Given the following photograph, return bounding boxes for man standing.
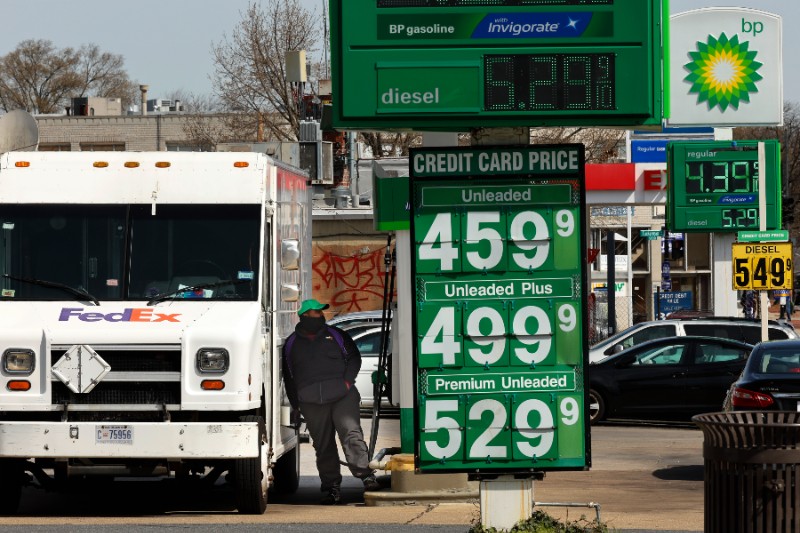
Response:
[281,298,381,504]
[740,290,756,319]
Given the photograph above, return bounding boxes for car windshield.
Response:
[0,204,261,301]
[355,329,391,357]
[591,326,641,351]
[756,347,800,374]
[592,323,678,352]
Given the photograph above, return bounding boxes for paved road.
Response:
[3,418,705,532]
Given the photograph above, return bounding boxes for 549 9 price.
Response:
[734,255,792,290]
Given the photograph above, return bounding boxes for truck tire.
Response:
[271,436,300,494]
[0,459,24,515]
[233,415,269,514]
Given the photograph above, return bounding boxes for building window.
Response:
[38,143,71,152]
[166,142,207,152]
[662,233,685,269]
[80,143,125,151]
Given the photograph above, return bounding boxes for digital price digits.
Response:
[685,161,758,195]
[485,54,615,112]
[721,208,758,229]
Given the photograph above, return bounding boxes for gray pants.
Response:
[299,386,372,490]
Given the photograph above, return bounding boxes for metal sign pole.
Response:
[759,141,768,341]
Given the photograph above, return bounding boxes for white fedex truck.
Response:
[0,151,311,514]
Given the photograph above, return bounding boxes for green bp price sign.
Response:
[410,145,589,474]
[666,140,782,233]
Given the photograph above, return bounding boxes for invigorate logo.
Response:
[472,13,593,38]
[59,308,181,323]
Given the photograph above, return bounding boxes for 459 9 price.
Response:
[416,208,576,273]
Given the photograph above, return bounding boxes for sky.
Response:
[1,0,798,106]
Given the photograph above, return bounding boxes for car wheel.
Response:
[233,415,269,514]
[588,389,606,425]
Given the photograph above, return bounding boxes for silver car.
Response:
[590,317,797,363]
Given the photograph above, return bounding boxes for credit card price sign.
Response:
[410,145,589,474]
[330,0,663,130]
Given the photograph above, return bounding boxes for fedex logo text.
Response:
[59,308,181,323]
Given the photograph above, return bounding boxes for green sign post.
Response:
[330,0,664,130]
[410,145,589,473]
[666,140,782,233]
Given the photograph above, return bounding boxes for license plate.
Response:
[96,425,133,444]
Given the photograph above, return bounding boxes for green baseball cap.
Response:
[297,298,330,316]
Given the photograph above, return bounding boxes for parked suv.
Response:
[589,317,797,363]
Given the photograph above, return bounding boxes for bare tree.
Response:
[164,90,220,113]
[358,132,422,158]
[74,44,138,109]
[734,101,800,229]
[0,39,136,114]
[530,127,626,163]
[211,1,319,142]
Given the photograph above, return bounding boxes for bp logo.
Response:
[684,33,763,112]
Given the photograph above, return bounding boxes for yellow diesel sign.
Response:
[732,242,794,291]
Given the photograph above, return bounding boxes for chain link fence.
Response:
[588,292,634,346]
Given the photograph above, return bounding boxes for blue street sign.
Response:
[657,291,692,314]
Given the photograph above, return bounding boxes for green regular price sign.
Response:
[411,145,589,473]
[666,140,782,233]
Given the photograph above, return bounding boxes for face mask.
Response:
[299,315,326,333]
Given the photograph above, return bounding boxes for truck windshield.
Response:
[0,204,261,301]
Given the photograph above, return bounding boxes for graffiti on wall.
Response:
[312,239,396,316]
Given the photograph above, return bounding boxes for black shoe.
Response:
[362,474,381,492]
[320,486,342,505]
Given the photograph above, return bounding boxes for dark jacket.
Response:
[281,324,361,408]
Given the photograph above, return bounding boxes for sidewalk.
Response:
[765,302,800,330]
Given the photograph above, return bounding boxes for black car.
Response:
[726,339,800,411]
[589,336,753,424]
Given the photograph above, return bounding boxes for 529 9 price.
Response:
[420,394,582,465]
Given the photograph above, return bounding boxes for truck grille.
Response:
[50,345,182,407]
[52,381,180,405]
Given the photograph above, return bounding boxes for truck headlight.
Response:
[196,348,229,374]
[3,349,35,375]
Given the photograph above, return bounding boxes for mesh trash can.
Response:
[693,412,800,533]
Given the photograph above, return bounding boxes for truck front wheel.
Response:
[233,415,269,514]
[0,459,24,515]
